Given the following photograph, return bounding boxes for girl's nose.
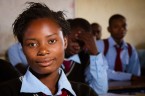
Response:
[37,45,49,56]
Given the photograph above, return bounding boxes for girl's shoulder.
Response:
[0,77,21,96]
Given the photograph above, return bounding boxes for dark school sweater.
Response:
[0,77,97,96]
[65,51,90,84]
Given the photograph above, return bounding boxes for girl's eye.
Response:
[48,39,56,44]
[28,43,38,47]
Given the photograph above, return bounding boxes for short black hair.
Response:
[91,23,100,27]
[109,14,126,26]
[67,18,91,32]
[13,2,70,45]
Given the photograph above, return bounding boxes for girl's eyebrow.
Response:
[46,33,57,38]
[24,33,57,41]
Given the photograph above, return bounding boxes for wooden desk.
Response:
[109,80,145,93]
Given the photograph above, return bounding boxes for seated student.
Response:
[0,59,20,83]
[63,18,108,94]
[0,2,97,96]
[7,42,28,74]
[91,23,102,40]
[96,14,141,81]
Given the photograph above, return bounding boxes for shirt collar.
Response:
[58,68,76,96]
[20,68,76,96]
[67,54,81,64]
[108,36,128,48]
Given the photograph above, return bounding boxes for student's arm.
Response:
[107,69,132,80]
[107,69,142,81]
[85,53,108,94]
[126,46,141,76]
[78,31,108,94]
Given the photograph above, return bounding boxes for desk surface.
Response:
[108,80,145,95]
[108,77,145,95]
[109,80,145,90]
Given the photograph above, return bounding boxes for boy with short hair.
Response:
[96,14,141,81]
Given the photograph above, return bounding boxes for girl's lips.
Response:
[36,59,54,67]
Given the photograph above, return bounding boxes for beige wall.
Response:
[75,0,145,49]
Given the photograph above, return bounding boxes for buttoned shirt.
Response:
[20,68,76,96]
[96,37,141,80]
[65,53,108,94]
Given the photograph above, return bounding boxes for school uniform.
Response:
[0,68,97,96]
[63,51,108,94]
[96,36,141,80]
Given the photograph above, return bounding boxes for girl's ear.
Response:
[64,37,68,49]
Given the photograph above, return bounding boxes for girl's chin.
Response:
[33,68,55,76]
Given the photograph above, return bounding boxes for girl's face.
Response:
[22,18,67,75]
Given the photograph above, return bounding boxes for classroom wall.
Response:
[75,0,145,49]
[0,0,74,59]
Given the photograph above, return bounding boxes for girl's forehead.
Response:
[23,19,62,37]
[28,18,59,28]
[28,18,60,30]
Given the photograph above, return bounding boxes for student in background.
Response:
[96,14,141,81]
[0,2,97,96]
[7,42,28,74]
[64,18,108,94]
[91,23,102,40]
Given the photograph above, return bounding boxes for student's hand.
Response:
[76,31,99,55]
[65,33,82,56]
